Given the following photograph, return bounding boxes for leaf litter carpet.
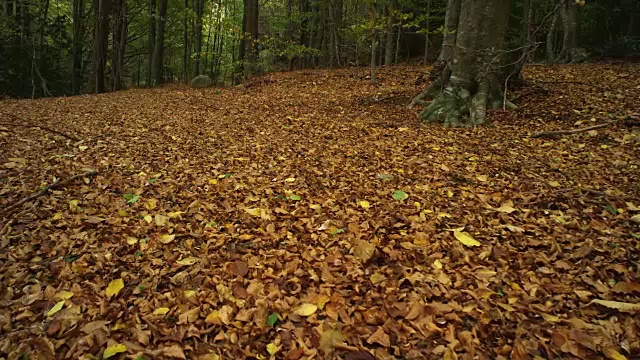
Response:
[1,64,640,360]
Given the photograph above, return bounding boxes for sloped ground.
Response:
[0,64,639,360]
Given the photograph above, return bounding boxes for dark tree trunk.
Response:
[558,0,577,62]
[71,0,84,94]
[423,0,431,65]
[546,0,558,63]
[94,0,111,93]
[299,0,309,67]
[241,0,258,76]
[151,0,166,85]
[414,0,514,126]
[112,0,127,91]
[147,0,155,86]
[370,6,377,84]
[438,0,461,63]
[182,0,188,82]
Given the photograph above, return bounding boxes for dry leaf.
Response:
[354,240,375,263]
[453,230,481,247]
[589,299,640,312]
[103,343,127,359]
[293,303,317,316]
[106,279,124,298]
[366,327,390,347]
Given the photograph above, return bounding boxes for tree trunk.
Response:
[546,0,558,63]
[71,0,84,94]
[558,0,577,63]
[151,0,166,85]
[370,6,377,84]
[94,0,111,93]
[193,0,203,75]
[112,0,127,91]
[182,0,188,82]
[416,0,513,126]
[299,0,309,67]
[384,0,396,66]
[147,0,155,86]
[422,0,431,65]
[242,0,258,76]
[438,0,461,63]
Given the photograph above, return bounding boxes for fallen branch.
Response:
[2,170,98,214]
[532,123,612,138]
[0,122,80,141]
[0,111,80,141]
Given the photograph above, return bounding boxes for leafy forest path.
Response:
[1,64,640,359]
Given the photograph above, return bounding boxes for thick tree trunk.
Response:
[438,0,461,63]
[384,0,396,66]
[416,0,513,126]
[147,0,155,86]
[151,0,166,85]
[94,0,111,93]
[71,0,84,94]
[558,0,577,63]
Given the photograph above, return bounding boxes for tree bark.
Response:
[151,0,167,85]
[384,0,396,66]
[182,0,188,82]
[112,0,127,91]
[558,0,577,63]
[438,0,461,63]
[422,0,431,65]
[193,0,203,75]
[416,0,513,126]
[94,0,111,93]
[147,0,155,86]
[71,0,84,94]
[370,6,377,84]
[546,0,558,63]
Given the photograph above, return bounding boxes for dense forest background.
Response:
[0,0,638,98]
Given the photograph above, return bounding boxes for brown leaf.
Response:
[354,240,376,263]
[366,327,390,347]
[227,260,249,277]
[345,350,376,360]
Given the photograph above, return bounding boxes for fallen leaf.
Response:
[293,303,317,316]
[153,307,170,315]
[103,343,127,359]
[46,301,65,317]
[453,230,481,247]
[357,200,370,209]
[176,257,198,266]
[227,260,249,277]
[159,234,175,244]
[354,240,376,263]
[267,343,278,355]
[366,327,390,347]
[319,329,344,354]
[392,190,408,200]
[106,279,124,298]
[589,299,640,312]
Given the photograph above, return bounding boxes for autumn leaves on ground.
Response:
[1,63,640,360]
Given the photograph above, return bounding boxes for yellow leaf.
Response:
[266,343,278,355]
[293,303,318,316]
[476,175,488,182]
[244,207,270,220]
[176,257,198,266]
[106,279,124,298]
[433,259,443,269]
[183,290,197,298]
[453,230,481,247]
[319,329,344,354]
[145,199,157,210]
[209,179,218,185]
[548,181,561,187]
[52,212,63,220]
[126,237,138,245]
[370,272,386,284]
[143,215,153,223]
[153,307,170,316]
[495,201,516,213]
[103,343,127,359]
[118,209,129,217]
[168,211,185,219]
[155,214,169,226]
[284,177,296,182]
[603,347,628,360]
[205,311,221,325]
[475,269,497,279]
[47,300,65,317]
[159,234,175,244]
[541,313,560,322]
[589,299,640,312]
[313,295,331,310]
[357,200,370,209]
[54,291,74,300]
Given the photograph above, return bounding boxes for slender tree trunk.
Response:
[299,0,309,67]
[194,0,203,75]
[112,0,127,91]
[370,7,377,84]
[546,0,558,63]
[423,0,431,65]
[147,0,155,86]
[203,5,212,76]
[71,0,84,94]
[415,0,513,126]
[395,18,401,64]
[183,0,188,82]
[151,0,167,85]
[384,0,396,66]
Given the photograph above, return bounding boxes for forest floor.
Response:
[1,64,640,360]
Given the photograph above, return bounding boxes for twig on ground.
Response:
[2,170,98,214]
[0,111,81,141]
[532,123,612,138]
